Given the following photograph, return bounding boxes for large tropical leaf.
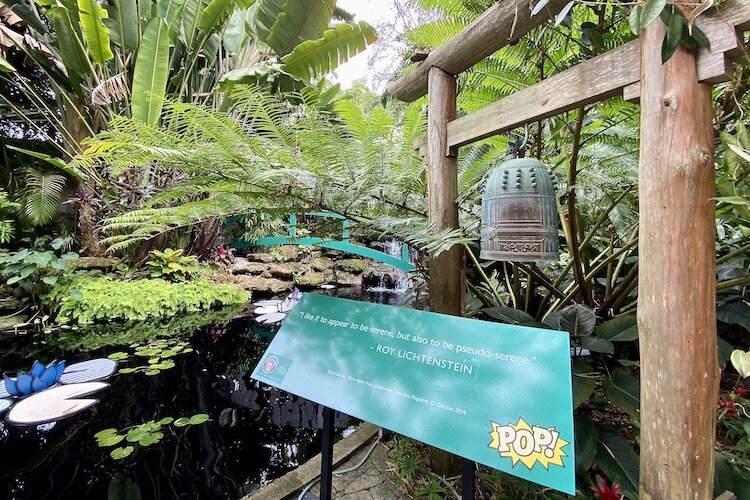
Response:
[281,21,377,82]
[105,0,139,52]
[602,368,640,418]
[223,5,254,55]
[157,0,183,39]
[198,0,232,33]
[558,303,597,336]
[180,0,207,48]
[45,5,91,81]
[0,53,14,72]
[131,18,170,125]
[0,0,48,34]
[8,146,89,182]
[596,428,640,492]
[253,0,281,45]
[77,0,114,64]
[22,169,66,226]
[258,0,334,57]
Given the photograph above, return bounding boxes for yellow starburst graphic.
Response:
[488,417,569,470]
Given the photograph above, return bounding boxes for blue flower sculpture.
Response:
[4,360,66,397]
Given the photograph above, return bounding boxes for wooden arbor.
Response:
[386,1,750,497]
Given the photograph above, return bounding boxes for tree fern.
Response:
[21,169,66,226]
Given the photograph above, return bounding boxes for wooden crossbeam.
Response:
[412,0,749,153]
[448,40,641,148]
[386,0,571,102]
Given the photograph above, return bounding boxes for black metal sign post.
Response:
[319,406,335,500]
[462,459,476,499]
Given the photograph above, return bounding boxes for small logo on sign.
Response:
[262,356,278,374]
[257,353,292,383]
[488,418,568,470]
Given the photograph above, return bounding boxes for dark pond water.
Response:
[0,287,410,500]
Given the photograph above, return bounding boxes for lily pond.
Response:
[0,287,408,500]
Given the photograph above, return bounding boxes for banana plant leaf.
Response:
[131,18,170,125]
[77,0,114,63]
[281,21,377,82]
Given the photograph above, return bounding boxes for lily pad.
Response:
[110,446,134,460]
[189,413,209,425]
[60,359,117,384]
[138,432,164,446]
[6,382,109,425]
[98,434,125,447]
[173,417,190,427]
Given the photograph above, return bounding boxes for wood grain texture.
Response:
[409,0,747,149]
[637,17,718,500]
[386,0,570,102]
[447,40,641,149]
[427,68,463,316]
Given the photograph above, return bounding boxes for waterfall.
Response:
[365,239,412,293]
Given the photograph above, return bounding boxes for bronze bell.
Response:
[480,158,559,262]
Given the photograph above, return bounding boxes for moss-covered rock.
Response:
[334,272,361,286]
[335,258,368,273]
[245,252,275,263]
[67,257,120,270]
[310,257,334,271]
[294,270,335,287]
[231,275,292,293]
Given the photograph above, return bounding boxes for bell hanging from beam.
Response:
[480,157,559,262]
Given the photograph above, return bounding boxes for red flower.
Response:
[591,476,622,500]
[734,387,750,399]
[718,399,739,416]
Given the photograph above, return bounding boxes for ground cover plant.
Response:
[50,276,248,324]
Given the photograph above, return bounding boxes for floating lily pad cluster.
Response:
[95,413,210,459]
[3,360,66,396]
[108,339,193,376]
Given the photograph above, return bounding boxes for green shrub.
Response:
[51,276,249,324]
[146,248,199,281]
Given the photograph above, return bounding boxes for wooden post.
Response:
[427,67,464,316]
[638,13,718,499]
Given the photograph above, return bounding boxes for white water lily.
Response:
[253,289,302,325]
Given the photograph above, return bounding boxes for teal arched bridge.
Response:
[225,212,415,272]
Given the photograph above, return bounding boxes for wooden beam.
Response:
[447,40,641,149]
[427,67,463,316]
[637,16,718,500]
[410,0,748,150]
[386,0,570,102]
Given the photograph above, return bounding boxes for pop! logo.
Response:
[488,418,568,470]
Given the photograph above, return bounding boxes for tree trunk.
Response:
[427,67,464,316]
[66,102,105,257]
[638,14,718,499]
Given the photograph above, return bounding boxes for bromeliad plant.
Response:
[146,248,199,281]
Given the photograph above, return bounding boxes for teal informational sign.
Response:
[251,294,575,495]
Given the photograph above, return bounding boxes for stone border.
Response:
[242,422,380,500]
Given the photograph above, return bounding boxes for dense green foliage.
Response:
[0,241,78,305]
[146,247,200,281]
[51,276,248,324]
